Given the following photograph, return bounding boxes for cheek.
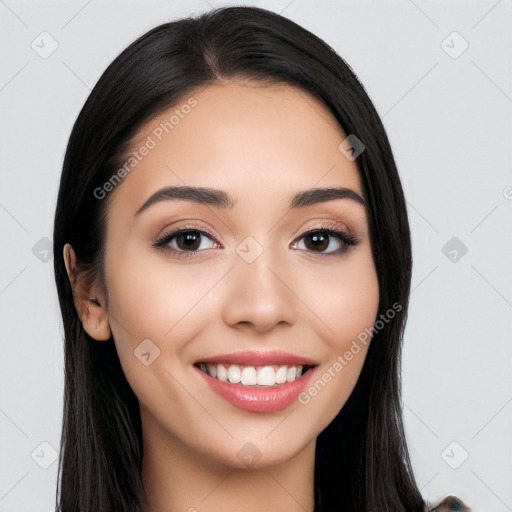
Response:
[296,250,380,347]
[104,246,222,360]
[103,250,220,419]
[293,251,379,425]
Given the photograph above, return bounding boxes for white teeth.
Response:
[286,366,297,382]
[207,364,216,378]
[227,365,241,383]
[200,363,308,386]
[241,367,257,385]
[216,364,227,381]
[257,366,275,386]
[275,366,287,384]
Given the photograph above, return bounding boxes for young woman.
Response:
[53,6,469,512]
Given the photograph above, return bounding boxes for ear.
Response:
[63,243,112,341]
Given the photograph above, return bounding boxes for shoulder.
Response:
[429,495,470,511]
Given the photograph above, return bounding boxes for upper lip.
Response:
[196,350,318,367]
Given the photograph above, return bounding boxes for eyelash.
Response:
[152,221,359,259]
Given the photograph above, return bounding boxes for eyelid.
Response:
[154,218,222,240]
[291,218,354,241]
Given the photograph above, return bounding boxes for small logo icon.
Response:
[442,237,468,263]
[31,31,59,59]
[32,236,53,263]
[338,134,365,161]
[31,441,58,469]
[503,186,512,200]
[236,236,264,264]
[441,441,469,469]
[237,442,262,467]
[441,31,469,59]
[134,339,161,366]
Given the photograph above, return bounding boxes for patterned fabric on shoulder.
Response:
[430,495,470,511]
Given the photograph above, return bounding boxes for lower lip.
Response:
[195,366,315,413]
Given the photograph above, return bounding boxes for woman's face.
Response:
[100,80,379,469]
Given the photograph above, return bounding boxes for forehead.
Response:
[109,80,363,215]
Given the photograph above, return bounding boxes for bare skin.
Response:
[64,80,380,512]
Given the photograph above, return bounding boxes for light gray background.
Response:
[1,1,511,511]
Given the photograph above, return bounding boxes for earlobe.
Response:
[63,243,112,341]
[82,306,112,340]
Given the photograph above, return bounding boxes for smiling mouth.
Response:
[195,363,314,387]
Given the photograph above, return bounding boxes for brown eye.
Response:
[153,228,218,256]
[304,231,330,252]
[175,231,202,251]
[293,228,357,255]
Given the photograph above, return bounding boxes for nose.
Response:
[221,247,297,334]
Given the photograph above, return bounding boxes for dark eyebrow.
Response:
[134,185,366,216]
[289,187,366,209]
[135,186,235,215]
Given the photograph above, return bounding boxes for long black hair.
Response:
[53,6,429,511]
